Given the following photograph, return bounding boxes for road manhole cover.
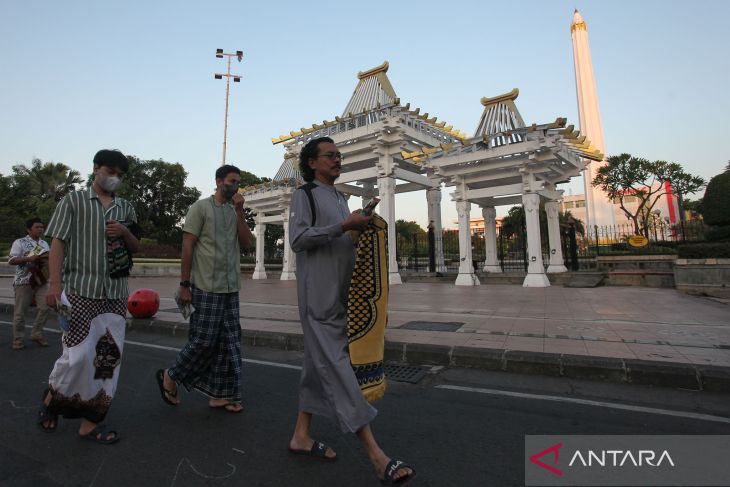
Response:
[384,364,428,384]
[399,321,463,332]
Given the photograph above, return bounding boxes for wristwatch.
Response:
[180,280,191,288]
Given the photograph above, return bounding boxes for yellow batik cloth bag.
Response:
[347,213,389,403]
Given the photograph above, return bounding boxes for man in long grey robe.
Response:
[287,137,415,485]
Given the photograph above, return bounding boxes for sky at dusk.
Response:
[2,0,728,228]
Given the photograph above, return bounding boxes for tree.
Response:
[395,220,424,239]
[6,159,82,232]
[11,158,82,203]
[499,206,528,238]
[500,205,585,238]
[701,166,730,227]
[592,153,705,235]
[116,157,201,245]
[395,220,426,260]
[238,170,271,229]
[0,173,26,240]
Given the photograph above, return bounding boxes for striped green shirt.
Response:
[45,188,138,299]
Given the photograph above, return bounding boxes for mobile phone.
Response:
[361,197,380,216]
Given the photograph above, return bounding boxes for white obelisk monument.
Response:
[571,9,616,230]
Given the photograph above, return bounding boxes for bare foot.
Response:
[162,369,180,405]
[208,399,243,412]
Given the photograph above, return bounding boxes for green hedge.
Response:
[705,225,730,242]
[677,242,730,259]
[135,240,181,259]
[702,171,730,226]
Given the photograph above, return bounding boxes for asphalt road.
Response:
[2,314,730,487]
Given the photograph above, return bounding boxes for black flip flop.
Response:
[380,459,416,486]
[155,369,178,406]
[288,440,337,462]
[36,388,57,433]
[79,424,120,445]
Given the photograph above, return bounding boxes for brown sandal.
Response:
[31,336,49,347]
[12,338,25,350]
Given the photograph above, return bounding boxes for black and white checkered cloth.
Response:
[168,287,242,402]
[65,295,127,347]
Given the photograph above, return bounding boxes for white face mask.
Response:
[99,174,123,192]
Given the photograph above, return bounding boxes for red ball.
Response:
[127,288,160,318]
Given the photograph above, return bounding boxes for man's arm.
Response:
[46,238,66,309]
[121,225,141,253]
[105,221,141,253]
[8,240,40,266]
[233,193,253,250]
[178,232,198,305]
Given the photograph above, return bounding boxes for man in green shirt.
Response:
[157,164,253,413]
[38,149,140,445]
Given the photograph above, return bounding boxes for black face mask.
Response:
[222,183,238,200]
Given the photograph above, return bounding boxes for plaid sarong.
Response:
[168,287,242,402]
[347,214,389,403]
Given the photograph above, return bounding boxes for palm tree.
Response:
[12,159,82,202]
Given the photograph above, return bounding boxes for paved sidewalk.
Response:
[2,276,730,391]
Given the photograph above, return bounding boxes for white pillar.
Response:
[280,209,296,280]
[377,176,401,285]
[361,182,376,208]
[545,200,568,273]
[426,187,446,273]
[252,217,267,280]
[455,200,480,286]
[482,206,501,273]
[521,193,550,287]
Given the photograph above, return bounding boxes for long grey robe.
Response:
[289,179,378,433]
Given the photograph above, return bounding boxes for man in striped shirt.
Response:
[38,149,140,445]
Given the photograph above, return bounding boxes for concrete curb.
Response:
[4,296,728,393]
[124,317,730,393]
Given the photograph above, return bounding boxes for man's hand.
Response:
[178,286,192,306]
[26,254,42,264]
[232,192,245,211]
[342,210,371,232]
[46,283,62,310]
[105,220,129,239]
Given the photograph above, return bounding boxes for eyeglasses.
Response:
[318,152,344,161]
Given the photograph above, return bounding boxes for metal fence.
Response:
[396,220,708,273]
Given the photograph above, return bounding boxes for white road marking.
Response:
[435,384,730,424]
[0,320,302,371]
[5,319,728,423]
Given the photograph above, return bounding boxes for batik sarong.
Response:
[168,287,242,402]
[347,214,389,403]
[47,295,127,423]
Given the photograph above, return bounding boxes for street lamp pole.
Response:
[214,49,243,166]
